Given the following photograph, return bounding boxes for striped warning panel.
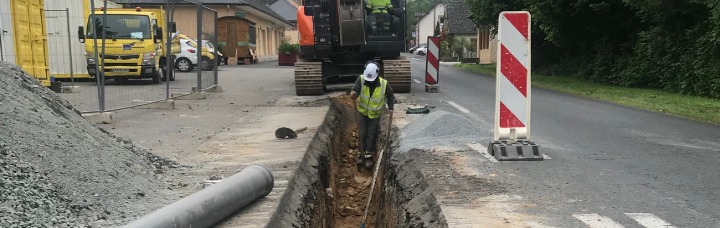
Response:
[494,11,532,141]
[425,36,441,84]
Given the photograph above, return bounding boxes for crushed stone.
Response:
[398,110,491,152]
[0,62,177,227]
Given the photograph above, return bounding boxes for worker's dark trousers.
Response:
[358,113,380,155]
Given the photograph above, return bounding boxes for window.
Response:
[87,15,151,39]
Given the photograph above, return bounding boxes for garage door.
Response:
[11,0,50,86]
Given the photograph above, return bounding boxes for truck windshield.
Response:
[86,15,151,39]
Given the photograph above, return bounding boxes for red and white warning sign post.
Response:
[488,11,543,161]
[424,36,441,93]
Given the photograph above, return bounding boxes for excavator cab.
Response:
[365,0,403,37]
[295,0,410,96]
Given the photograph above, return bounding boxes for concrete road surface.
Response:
[402,54,720,227]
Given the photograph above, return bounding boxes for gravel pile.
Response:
[0,62,176,227]
[1,144,87,227]
[398,110,490,152]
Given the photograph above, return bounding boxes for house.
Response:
[442,1,477,59]
[413,3,445,46]
[269,0,299,44]
[114,0,293,62]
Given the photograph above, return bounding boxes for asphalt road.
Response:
[403,54,720,227]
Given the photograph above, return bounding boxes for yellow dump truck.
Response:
[78,7,177,84]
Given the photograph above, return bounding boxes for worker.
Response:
[366,0,394,33]
[350,61,395,168]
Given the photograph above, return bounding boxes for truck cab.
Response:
[79,7,172,84]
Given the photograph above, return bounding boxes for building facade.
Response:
[270,0,298,44]
[477,27,497,64]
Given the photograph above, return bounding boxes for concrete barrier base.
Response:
[171,92,207,100]
[425,84,439,93]
[488,140,543,161]
[82,112,113,124]
[131,100,175,109]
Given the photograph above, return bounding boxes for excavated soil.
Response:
[268,95,447,228]
[331,121,376,227]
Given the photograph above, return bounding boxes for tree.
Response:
[463,0,720,98]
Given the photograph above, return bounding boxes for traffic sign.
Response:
[412,31,417,38]
[424,36,441,93]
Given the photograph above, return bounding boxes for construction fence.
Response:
[47,1,220,113]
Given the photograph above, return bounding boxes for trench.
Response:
[268,95,447,228]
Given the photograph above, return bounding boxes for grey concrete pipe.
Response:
[124,165,274,228]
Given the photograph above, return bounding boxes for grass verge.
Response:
[454,63,720,124]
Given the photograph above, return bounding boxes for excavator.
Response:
[295,0,412,95]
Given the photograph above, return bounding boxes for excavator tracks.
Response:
[294,61,324,96]
[382,57,412,93]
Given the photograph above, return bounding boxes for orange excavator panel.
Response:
[297,6,314,46]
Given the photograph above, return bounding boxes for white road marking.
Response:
[445,101,471,114]
[413,79,422,84]
[467,143,498,163]
[573,213,624,228]
[625,213,675,228]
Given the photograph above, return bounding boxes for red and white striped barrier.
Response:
[489,11,542,161]
[494,11,531,141]
[425,36,440,92]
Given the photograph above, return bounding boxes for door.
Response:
[227,21,237,57]
[11,0,50,85]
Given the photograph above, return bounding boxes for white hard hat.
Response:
[363,63,380,82]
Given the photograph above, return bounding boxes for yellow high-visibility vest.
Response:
[367,0,392,13]
[357,76,388,119]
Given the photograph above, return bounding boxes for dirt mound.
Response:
[0,62,175,226]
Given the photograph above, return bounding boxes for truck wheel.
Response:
[201,57,213,71]
[176,58,193,72]
[169,69,176,81]
[152,71,161,84]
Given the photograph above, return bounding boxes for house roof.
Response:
[444,1,476,34]
[114,0,290,26]
[269,0,297,22]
